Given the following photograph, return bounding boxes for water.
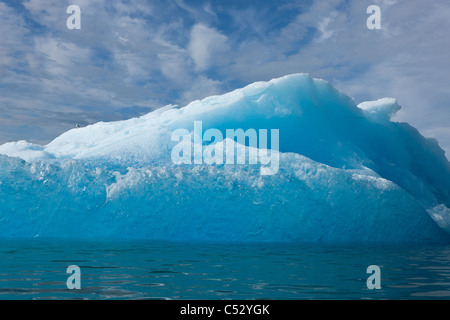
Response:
[1,239,450,300]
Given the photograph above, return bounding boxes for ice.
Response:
[0,140,55,162]
[0,74,449,242]
[358,98,401,121]
[427,204,450,233]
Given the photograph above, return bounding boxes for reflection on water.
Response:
[0,239,450,300]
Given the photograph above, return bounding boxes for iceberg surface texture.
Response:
[1,74,449,243]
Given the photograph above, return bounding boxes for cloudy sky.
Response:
[0,0,449,157]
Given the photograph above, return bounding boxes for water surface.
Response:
[1,239,450,300]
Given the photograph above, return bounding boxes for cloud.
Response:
[23,0,66,28]
[188,23,229,71]
[316,11,340,43]
[0,2,30,70]
[181,75,223,103]
[34,37,91,76]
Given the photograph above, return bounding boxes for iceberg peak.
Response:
[358,98,401,121]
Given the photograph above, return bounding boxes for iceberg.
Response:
[0,73,449,242]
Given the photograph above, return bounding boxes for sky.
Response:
[0,0,449,158]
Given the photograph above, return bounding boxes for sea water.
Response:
[1,238,450,300]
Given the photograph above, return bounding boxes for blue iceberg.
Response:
[0,74,449,242]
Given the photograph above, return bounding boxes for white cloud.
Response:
[34,37,90,76]
[317,17,334,43]
[188,23,229,71]
[23,0,68,29]
[0,2,30,69]
[181,75,223,103]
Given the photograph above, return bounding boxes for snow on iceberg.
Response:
[0,73,449,242]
